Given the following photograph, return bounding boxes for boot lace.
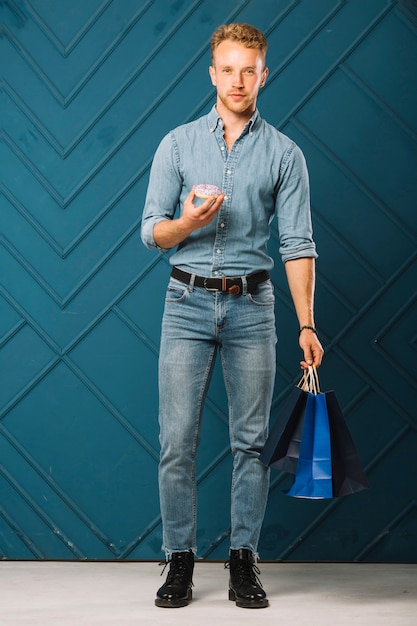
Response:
[225,558,264,588]
[159,558,193,586]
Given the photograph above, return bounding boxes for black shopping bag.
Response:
[326,391,369,497]
[259,384,307,473]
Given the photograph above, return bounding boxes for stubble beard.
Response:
[218,91,254,117]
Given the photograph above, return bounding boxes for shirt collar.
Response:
[207,105,260,134]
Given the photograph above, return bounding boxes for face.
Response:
[209,40,268,119]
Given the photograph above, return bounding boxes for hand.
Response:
[182,186,224,230]
[299,329,324,370]
[152,187,225,250]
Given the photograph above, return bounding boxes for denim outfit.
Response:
[141,106,317,557]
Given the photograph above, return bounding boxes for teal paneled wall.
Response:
[1,0,416,561]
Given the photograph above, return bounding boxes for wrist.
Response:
[178,214,197,238]
[299,325,318,337]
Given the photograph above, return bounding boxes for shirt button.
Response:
[221,146,225,150]
[220,223,225,228]
[217,249,221,254]
[224,195,228,200]
[227,170,232,175]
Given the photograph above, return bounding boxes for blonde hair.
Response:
[211,23,267,64]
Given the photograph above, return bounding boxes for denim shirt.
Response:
[141,106,317,277]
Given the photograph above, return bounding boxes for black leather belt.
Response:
[171,267,269,296]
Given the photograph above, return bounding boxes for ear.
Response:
[209,65,217,86]
[260,66,269,88]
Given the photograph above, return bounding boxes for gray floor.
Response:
[0,561,415,625]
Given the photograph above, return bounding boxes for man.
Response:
[141,23,323,609]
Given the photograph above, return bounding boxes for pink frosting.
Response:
[194,184,222,198]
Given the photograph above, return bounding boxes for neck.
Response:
[216,100,255,135]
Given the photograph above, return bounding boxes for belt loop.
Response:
[241,275,248,295]
[188,273,196,292]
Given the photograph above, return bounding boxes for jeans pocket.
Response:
[248,280,275,306]
[165,278,189,302]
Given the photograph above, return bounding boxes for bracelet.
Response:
[299,325,318,337]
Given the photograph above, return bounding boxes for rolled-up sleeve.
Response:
[141,133,182,251]
[276,143,318,263]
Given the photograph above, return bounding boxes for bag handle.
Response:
[297,365,321,395]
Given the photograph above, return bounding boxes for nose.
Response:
[231,72,244,87]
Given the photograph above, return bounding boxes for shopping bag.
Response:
[326,391,369,497]
[260,366,368,499]
[259,382,307,473]
[287,388,333,499]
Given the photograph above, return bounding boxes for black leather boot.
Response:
[155,550,194,608]
[227,548,269,608]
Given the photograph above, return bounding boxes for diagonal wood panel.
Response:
[0,0,416,561]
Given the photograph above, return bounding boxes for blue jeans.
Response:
[158,276,277,557]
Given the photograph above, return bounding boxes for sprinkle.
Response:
[194,184,222,198]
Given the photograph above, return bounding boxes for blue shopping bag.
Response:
[287,384,333,499]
